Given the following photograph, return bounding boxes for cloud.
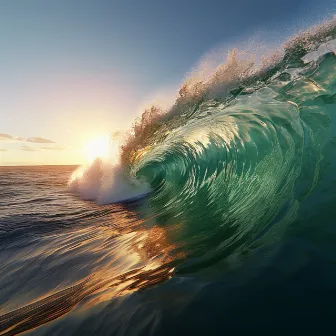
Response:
[40,145,65,151]
[26,137,55,144]
[0,133,14,140]
[21,145,39,152]
[0,148,8,152]
[0,133,20,142]
[0,132,55,144]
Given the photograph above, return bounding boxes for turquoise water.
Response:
[1,19,336,335]
[132,20,336,274]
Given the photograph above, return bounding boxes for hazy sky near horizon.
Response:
[0,0,334,165]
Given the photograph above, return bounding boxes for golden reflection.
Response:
[0,206,183,336]
[83,225,182,307]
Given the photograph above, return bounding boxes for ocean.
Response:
[1,18,336,335]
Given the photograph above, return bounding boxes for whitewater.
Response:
[1,17,336,335]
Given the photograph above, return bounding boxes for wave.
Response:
[70,17,336,271]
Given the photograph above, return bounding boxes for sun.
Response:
[83,135,112,162]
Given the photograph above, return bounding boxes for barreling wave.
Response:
[118,17,336,271]
[70,17,336,272]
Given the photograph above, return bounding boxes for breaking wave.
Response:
[70,17,336,269]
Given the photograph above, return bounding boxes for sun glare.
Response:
[84,135,112,162]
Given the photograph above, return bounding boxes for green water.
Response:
[133,27,336,274]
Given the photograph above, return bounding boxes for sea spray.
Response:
[69,159,150,205]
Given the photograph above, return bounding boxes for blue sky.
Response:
[0,0,334,165]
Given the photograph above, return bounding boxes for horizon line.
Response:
[0,163,81,167]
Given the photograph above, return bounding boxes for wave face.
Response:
[126,20,336,272]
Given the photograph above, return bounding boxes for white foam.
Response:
[68,158,150,205]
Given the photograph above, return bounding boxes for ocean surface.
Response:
[1,19,336,335]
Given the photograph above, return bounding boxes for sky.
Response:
[0,0,334,165]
